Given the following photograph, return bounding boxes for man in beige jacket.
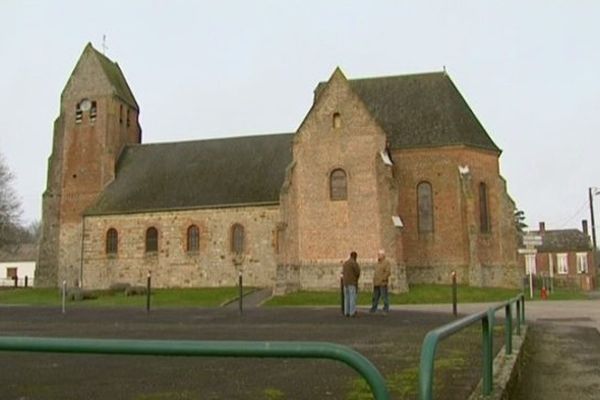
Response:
[370,249,391,313]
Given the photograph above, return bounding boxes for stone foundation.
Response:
[274,261,409,295]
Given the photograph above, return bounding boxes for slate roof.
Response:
[0,244,38,262]
[88,44,139,109]
[530,229,592,253]
[86,133,294,215]
[317,72,500,153]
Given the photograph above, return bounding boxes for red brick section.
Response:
[395,146,518,285]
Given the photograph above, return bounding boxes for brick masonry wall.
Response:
[277,69,407,293]
[394,146,519,288]
[81,206,280,289]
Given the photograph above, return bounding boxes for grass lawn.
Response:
[0,287,254,307]
[265,284,587,306]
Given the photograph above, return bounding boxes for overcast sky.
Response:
[1,1,599,233]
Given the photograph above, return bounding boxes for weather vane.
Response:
[102,34,108,54]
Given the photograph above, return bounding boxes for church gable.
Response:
[296,67,387,145]
[285,67,392,263]
[315,72,500,153]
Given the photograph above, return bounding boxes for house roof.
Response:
[317,71,501,153]
[531,229,592,253]
[86,133,294,215]
[88,44,139,109]
[0,244,38,262]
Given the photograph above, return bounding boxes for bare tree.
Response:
[0,153,22,249]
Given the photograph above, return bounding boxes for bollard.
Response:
[340,274,345,315]
[61,280,66,314]
[24,275,28,288]
[451,271,457,317]
[238,271,243,315]
[13,276,18,288]
[146,270,151,313]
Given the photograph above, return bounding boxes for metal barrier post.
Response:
[505,303,513,355]
[61,280,66,314]
[340,274,345,315]
[146,270,151,313]
[451,271,457,317]
[516,298,521,335]
[238,271,243,315]
[482,311,493,395]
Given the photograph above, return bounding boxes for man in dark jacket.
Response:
[342,251,360,317]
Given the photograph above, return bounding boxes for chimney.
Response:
[582,220,589,235]
[539,221,546,233]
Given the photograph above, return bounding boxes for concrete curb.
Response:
[468,325,529,400]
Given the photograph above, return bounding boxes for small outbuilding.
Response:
[0,244,37,287]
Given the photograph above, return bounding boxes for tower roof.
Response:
[81,43,139,109]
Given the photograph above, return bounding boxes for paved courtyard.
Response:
[0,305,502,400]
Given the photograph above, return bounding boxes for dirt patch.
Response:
[0,306,503,399]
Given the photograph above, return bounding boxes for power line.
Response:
[557,199,588,228]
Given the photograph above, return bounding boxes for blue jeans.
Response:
[370,285,389,312]
[344,285,357,316]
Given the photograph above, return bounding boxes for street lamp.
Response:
[590,187,600,251]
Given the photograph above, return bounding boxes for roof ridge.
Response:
[348,70,445,82]
[126,132,295,148]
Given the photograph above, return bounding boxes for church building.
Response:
[36,44,521,293]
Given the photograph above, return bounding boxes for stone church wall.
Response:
[81,205,280,289]
[395,146,520,288]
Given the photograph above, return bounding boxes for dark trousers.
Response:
[370,285,389,312]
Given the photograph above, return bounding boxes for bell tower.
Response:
[36,43,142,286]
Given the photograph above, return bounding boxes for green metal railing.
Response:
[0,336,390,400]
[418,293,525,400]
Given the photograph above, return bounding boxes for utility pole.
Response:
[590,187,598,251]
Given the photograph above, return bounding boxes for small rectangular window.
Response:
[126,109,130,127]
[576,252,588,274]
[6,267,17,279]
[557,253,568,274]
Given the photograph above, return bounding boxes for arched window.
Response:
[417,182,434,233]
[479,182,490,233]
[333,112,341,129]
[330,168,347,201]
[145,227,158,253]
[106,228,118,255]
[231,224,244,254]
[187,225,200,252]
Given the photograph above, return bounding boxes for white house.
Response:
[0,244,37,287]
